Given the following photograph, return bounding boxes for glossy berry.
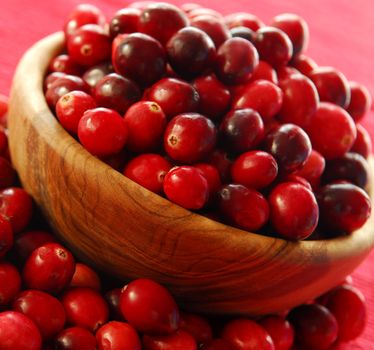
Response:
[0,311,42,350]
[207,149,234,183]
[143,330,197,350]
[167,27,216,79]
[110,8,141,38]
[215,38,258,85]
[56,91,97,134]
[120,278,180,335]
[179,312,213,344]
[96,321,141,350]
[105,289,124,321]
[78,108,128,157]
[201,339,235,350]
[224,12,264,31]
[195,163,222,197]
[317,183,371,233]
[249,60,278,84]
[276,66,300,82]
[164,113,216,163]
[70,263,101,291]
[49,54,83,75]
[280,174,312,191]
[123,154,171,194]
[288,304,338,350]
[260,316,294,350]
[61,287,109,332]
[83,62,113,90]
[44,72,67,91]
[22,243,75,294]
[292,54,318,76]
[293,150,325,189]
[346,81,372,121]
[55,327,97,350]
[0,262,21,307]
[230,26,255,42]
[351,124,372,158]
[0,215,13,258]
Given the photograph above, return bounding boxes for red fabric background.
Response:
[1,0,373,348]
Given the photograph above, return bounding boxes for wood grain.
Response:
[8,32,374,316]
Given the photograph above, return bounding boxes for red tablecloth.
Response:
[1,0,373,348]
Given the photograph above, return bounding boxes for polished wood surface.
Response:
[8,32,374,316]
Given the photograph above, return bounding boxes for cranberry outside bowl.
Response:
[8,32,374,317]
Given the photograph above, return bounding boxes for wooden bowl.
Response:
[8,32,374,316]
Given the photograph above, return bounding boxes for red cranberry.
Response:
[215,38,258,85]
[254,27,293,68]
[70,263,101,291]
[317,183,371,233]
[309,67,351,108]
[224,12,264,31]
[110,8,141,38]
[292,54,318,76]
[307,102,356,159]
[270,14,309,57]
[220,109,264,154]
[83,62,113,90]
[193,74,231,120]
[346,81,372,121]
[233,80,283,121]
[222,318,274,350]
[201,339,236,350]
[0,157,15,189]
[230,26,255,42]
[207,149,233,183]
[113,33,166,87]
[44,72,66,92]
[62,287,109,332]
[120,278,180,335]
[0,187,33,233]
[105,288,124,320]
[0,126,8,155]
[249,60,278,84]
[260,316,294,350]
[123,153,171,194]
[288,304,338,350]
[188,8,223,20]
[0,262,21,307]
[143,330,197,350]
[276,66,300,82]
[195,163,222,198]
[55,327,97,350]
[22,243,75,294]
[56,91,97,134]
[0,311,42,350]
[280,174,312,191]
[12,290,65,341]
[351,124,372,158]
[293,150,325,189]
[147,78,200,119]
[167,27,216,79]
[49,54,83,75]
[0,215,13,258]
[278,75,319,128]
[78,108,128,157]
[164,113,216,163]
[96,321,141,350]
[179,312,213,344]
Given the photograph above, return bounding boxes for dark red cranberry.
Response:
[195,163,222,198]
[292,54,318,76]
[230,26,255,42]
[278,75,319,128]
[346,81,372,121]
[0,215,13,258]
[56,91,97,134]
[288,304,338,350]
[0,157,15,189]
[293,150,325,189]
[0,311,42,350]
[55,327,97,350]
[120,278,180,335]
[167,27,216,79]
[179,312,213,344]
[83,62,113,90]
[110,8,141,38]
[220,109,264,154]
[215,38,258,85]
[254,27,293,68]
[260,316,294,350]
[49,54,83,75]
[105,288,124,320]
[113,33,166,87]
[62,287,109,332]
[309,67,351,108]
[143,330,197,350]
[164,113,216,163]
[0,187,33,233]
[317,183,371,233]
[124,153,172,194]
[78,108,128,157]
[22,243,75,294]
[224,12,264,31]
[207,149,233,183]
[96,321,141,350]
[307,102,357,159]
[249,60,278,84]
[70,263,101,291]
[351,124,372,158]
[0,262,21,307]
[193,74,231,120]
[201,339,235,350]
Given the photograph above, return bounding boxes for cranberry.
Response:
[49,54,83,75]
[105,288,124,320]
[44,72,66,91]
[110,8,141,38]
[193,74,231,120]
[346,81,372,121]
[164,113,216,163]
[233,80,283,121]
[167,27,216,79]
[188,8,223,20]
[147,78,200,119]
[264,124,312,173]
[278,75,319,128]
[123,153,172,194]
[56,91,97,134]
[254,27,292,68]
[222,319,274,350]
[201,339,236,350]
[249,60,278,84]
[0,215,13,258]
[288,304,338,350]
[260,316,294,350]
[96,321,141,350]
[351,124,372,158]
[207,149,233,183]
[0,262,21,307]
[324,285,366,341]
[276,66,300,82]
[280,174,312,191]
[70,263,101,291]
[22,243,75,294]
[195,163,222,198]
[0,311,42,350]
[0,187,33,233]
[83,62,113,90]
[0,157,15,189]
[309,67,351,108]
[224,12,264,31]
[78,108,128,157]
[62,287,109,332]
[0,126,8,155]
[143,330,197,350]
[220,109,264,154]
[179,312,213,344]
[113,33,166,87]
[163,166,209,209]
[307,102,356,159]
[293,150,325,189]
[317,183,371,233]
[292,54,318,76]
[230,26,255,42]
[55,327,97,350]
